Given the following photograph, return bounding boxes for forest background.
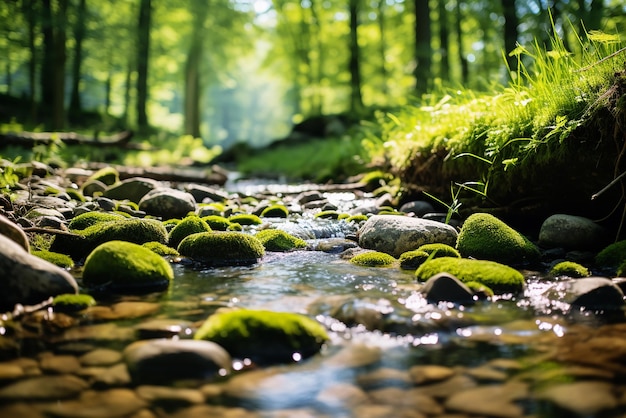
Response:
[0,0,625,159]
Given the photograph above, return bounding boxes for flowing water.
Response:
[1,186,626,417]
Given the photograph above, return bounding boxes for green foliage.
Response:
[52,294,96,313]
[0,158,21,194]
[456,213,540,265]
[82,240,174,292]
[31,250,74,269]
[194,309,328,365]
[415,257,525,294]
[255,229,307,252]
[168,215,212,248]
[549,261,590,278]
[350,251,397,267]
[177,231,265,266]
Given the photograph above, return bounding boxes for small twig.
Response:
[575,46,626,73]
[591,171,626,200]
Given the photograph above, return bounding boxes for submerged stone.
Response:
[177,231,265,266]
[194,309,329,365]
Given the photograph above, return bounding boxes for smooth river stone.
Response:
[409,364,455,385]
[79,348,123,367]
[135,385,205,407]
[41,388,146,418]
[368,387,444,415]
[39,354,82,374]
[315,382,369,410]
[0,375,88,400]
[444,381,529,417]
[536,381,617,416]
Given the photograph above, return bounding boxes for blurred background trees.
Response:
[0,0,624,149]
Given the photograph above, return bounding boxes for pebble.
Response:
[40,388,146,417]
[536,381,617,416]
[444,381,528,417]
[0,374,88,400]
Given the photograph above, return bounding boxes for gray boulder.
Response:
[138,187,196,220]
[103,177,159,203]
[421,273,475,305]
[539,214,609,251]
[358,215,458,257]
[0,234,78,311]
[0,214,29,251]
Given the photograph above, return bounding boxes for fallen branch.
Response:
[0,130,145,149]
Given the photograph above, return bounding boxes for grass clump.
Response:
[550,261,589,278]
[255,229,308,252]
[350,251,397,267]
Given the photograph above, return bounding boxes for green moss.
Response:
[68,211,126,230]
[229,213,262,225]
[261,204,289,218]
[82,240,174,292]
[255,229,308,252]
[116,200,139,211]
[51,218,168,260]
[350,251,397,267]
[194,309,328,365]
[202,215,232,231]
[168,215,212,248]
[417,243,461,258]
[415,257,525,294]
[346,214,368,223]
[228,222,243,231]
[31,250,74,268]
[66,188,86,202]
[595,240,626,271]
[398,250,430,270]
[464,281,495,298]
[89,166,119,186]
[177,231,265,266]
[361,170,394,191]
[456,213,540,264]
[549,261,590,278]
[52,293,96,313]
[143,241,180,256]
[314,210,340,219]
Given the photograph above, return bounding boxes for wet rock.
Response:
[539,214,609,251]
[185,183,230,203]
[40,388,146,417]
[165,404,260,418]
[409,365,455,385]
[310,238,358,253]
[358,215,458,257]
[80,363,132,387]
[566,277,625,311]
[356,367,412,389]
[0,374,88,400]
[0,214,29,251]
[421,273,476,305]
[138,187,197,219]
[81,178,107,197]
[39,354,81,374]
[0,234,78,311]
[316,382,368,410]
[368,387,443,415]
[136,385,205,407]
[103,177,159,203]
[79,348,123,367]
[536,381,617,416]
[178,231,265,266]
[399,200,435,217]
[323,344,382,369]
[444,381,528,417]
[124,339,231,384]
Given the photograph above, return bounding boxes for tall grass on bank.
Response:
[380,30,625,211]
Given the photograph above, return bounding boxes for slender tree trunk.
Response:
[310,0,323,115]
[136,0,151,129]
[501,0,519,72]
[414,0,432,94]
[377,0,388,101]
[455,0,468,84]
[348,0,363,113]
[23,0,38,121]
[40,0,55,120]
[123,59,132,123]
[184,37,203,138]
[438,0,450,82]
[52,0,68,130]
[69,0,87,118]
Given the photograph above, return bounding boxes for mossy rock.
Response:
[399,250,430,270]
[228,222,243,231]
[229,214,263,226]
[346,214,368,223]
[177,231,265,266]
[52,293,96,313]
[143,241,180,257]
[255,229,307,252]
[194,309,328,365]
[595,240,626,272]
[550,261,590,278]
[168,216,212,248]
[456,213,540,265]
[82,240,174,292]
[417,243,461,258]
[68,211,126,231]
[51,218,168,260]
[464,281,495,298]
[88,167,119,186]
[31,250,74,269]
[261,204,289,218]
[66,188,86,202]
[202,215,232,231]
[350,251,397,267]
[415,257,525,294]
[314,210,340,219]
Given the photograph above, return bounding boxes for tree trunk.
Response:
[348,0,363,113]
[136,0,151,129]
[438,0,450,82]
[310,0,323,115]
[501,0,519,72]
[184,1,210,139]
[414,0,432,94]
[40,0,55,123]
[52,0,68,130]
[455,0,468,84]
[23,0,38,122]
[377,0,389,101]
[69,0,87,118]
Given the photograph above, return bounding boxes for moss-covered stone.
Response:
[417,243,461,258]
[31,250,74,268]
[229,213,263,226]
[68,211,126,231]
[228,222,243,231]
[398,250,430,270]
[595,240,626,272]
[346,214,368,223]
[168,216,212,248]
[143,241,180,256]
[314,210,341,219]
[194,309,328,365]
[261,204,289,218]
[66,188,86,202]
[550,261,590,278]
[177,231,265,266]
[51,218,168,260]
[82,240,173,292]
[415,257,525,294]
[202,215,232,231]
[88,166,119,186]
[52,293,96,312]
[464,281,495,298]
[255,229,307,252]
[456,213,540,265]
[350,251,397,267]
